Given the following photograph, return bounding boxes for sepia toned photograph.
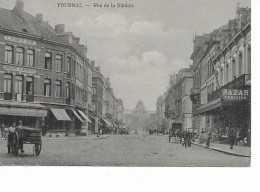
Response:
[0,0,251,167]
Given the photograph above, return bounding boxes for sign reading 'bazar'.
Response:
[222,89,250,100]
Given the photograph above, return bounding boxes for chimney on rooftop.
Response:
[95,66,100,72]
[55,24,65,33]
[36,13,43,24]
[13,0,24,19]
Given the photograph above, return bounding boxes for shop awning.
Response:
[193,98,222,115]
[50,108,71,121]
[89,115,96,120]
[77,110,92,123]
[72,110,84,122]
[101,118,113,127]
[0,106,47,117]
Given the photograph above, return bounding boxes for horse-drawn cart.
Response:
[7,127,42,156]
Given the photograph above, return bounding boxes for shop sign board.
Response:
[3,65,36,74]
[4,35,37,45]
[0,106,47,117]
[222,89,250,100]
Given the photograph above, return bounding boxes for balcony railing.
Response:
[222,74,251,89]
[208,74,251,102]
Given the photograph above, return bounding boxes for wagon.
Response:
[7,127,42,156]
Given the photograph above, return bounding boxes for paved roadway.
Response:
[0,134,250,166]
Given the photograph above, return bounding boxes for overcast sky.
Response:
[1,0,251,111]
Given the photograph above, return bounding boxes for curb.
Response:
[191,142,251,158]
[168,136,250,158]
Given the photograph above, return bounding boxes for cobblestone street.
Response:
[0,135,250,166]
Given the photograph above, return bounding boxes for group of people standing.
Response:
[176,130,193,148]
[1,121,24,153]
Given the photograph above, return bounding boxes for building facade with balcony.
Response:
[0,0,92,136]
[191,4,251,144]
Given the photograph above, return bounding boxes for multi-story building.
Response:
[91,66,123,134]
[191,4,251,144]
[164,68,193,132]
[156,95,166,134]
[114,98,124,125]
[0,0,92,136]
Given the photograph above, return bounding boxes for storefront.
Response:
[0,100,47,128]
[44,108,71,137]
[194,87,251,145]
[77,110,92,135]
[100,117,113,134]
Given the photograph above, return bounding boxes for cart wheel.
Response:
[35,143,42,156]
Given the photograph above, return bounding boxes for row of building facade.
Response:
[0,0,124,136]
[156,4,251,145]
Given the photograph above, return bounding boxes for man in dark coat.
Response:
[182,131,189,148]
[228,128,236,149]
[187,131,192,147]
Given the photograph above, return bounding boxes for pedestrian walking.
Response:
[182,131,189,148]
[17,120,24,153]
[187,131,192,147]
[206,130,212,148]
[1,123,5,138]
[179,131,183,144]
[228,128,235,149]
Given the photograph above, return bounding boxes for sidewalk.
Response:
[192,139,251,157]
[169,136,251,157]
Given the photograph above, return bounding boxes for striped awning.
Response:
[77,110,92,123]
[50,108,71,121]
[72,110,84,122]
[101,118,113,127]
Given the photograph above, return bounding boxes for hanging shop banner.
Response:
[222,89,250,100]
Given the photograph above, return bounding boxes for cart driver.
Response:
[7,122,16,144]
[17,120,24,153]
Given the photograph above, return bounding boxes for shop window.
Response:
[232,58,236,80]
[44,79,51,96]
[4,74,12,93]
[225,63,229,84]
[66,82,70,98]
[238,52,243,76]
[15,75,23,94]
[92,87,97,95]
[67,56,71,73]
[45,52,52,70]
[5,45,13,64]
[16,47,24,65]
[55,80,62,97]
[26,77,34,95]
[27,49,34,67]
[56,54,62,72]
[92,102,96,111]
